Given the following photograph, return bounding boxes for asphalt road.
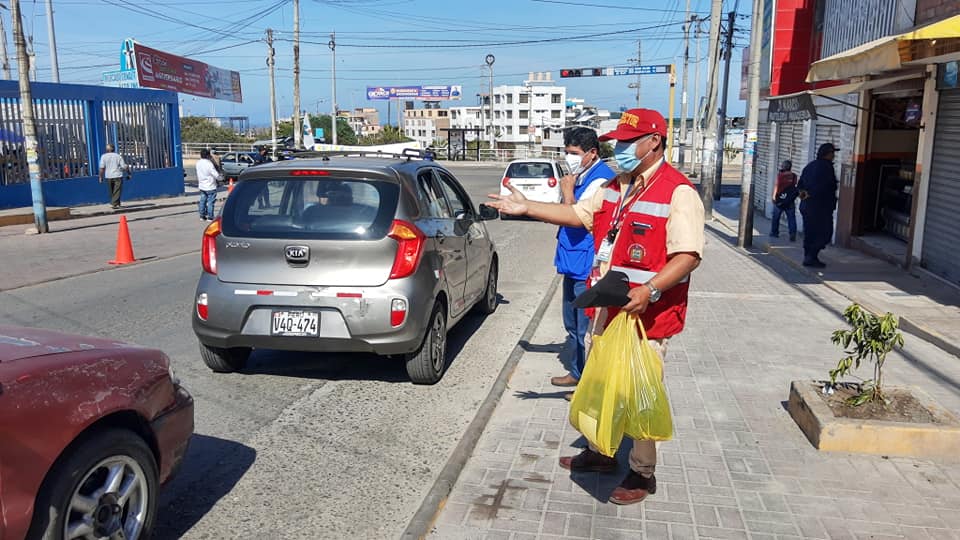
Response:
[0,164,567,539]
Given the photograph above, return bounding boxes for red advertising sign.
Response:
[134,43,242,103]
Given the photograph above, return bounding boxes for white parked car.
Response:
[499,158,570,205]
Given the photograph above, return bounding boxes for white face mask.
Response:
[565,153,585,175]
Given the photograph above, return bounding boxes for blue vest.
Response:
[554,159,616,280]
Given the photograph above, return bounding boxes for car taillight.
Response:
[387,220,425,279]
[391,298,407,327]
[547,177,557,188]
[197,292,209,321]
[201,218,221,274]
[501,176,511,187]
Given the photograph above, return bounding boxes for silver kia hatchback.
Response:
[192,153,500,384]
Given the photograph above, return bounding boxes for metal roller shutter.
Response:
[816,124,841,152]
[753,121,772,209]
[922,90,960,285]
[777,122,807,170]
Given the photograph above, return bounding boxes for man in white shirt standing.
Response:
[98,144,129,209]
[196,148,223,221]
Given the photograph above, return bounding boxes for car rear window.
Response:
[506,162,554,178]
[221,177,399,240]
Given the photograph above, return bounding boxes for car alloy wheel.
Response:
[64,455,149,540]
[430,310,447,373]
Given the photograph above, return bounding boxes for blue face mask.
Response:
[614,141,641,173]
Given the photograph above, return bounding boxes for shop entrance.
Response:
[852,91,923,259]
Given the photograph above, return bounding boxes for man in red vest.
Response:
[487,108,705,505]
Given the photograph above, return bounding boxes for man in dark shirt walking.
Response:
[797,143,839,268]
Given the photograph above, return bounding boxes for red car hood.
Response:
[0,325,138,362]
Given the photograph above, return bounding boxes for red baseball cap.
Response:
[599,108,668,142]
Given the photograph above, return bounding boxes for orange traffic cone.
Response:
[108,216,136,265]
[228,178,235,193]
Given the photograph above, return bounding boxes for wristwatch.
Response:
[645,281,662,303]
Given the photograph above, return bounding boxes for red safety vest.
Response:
[592,161,693,339]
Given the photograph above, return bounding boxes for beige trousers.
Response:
[584,312,668,476]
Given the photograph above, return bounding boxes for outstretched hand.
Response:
[487,182,530,216]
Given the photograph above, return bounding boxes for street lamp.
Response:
[485,54,495,153]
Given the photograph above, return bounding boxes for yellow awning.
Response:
[807,14,960,82]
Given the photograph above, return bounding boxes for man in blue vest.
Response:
[550,127,616,398]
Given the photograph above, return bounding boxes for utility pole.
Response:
[266,29,278,157]
[329,32,338,146]
[679,1,692,170]
[11,0,46,233]
[44,0,58,82]
[739,0,764,248]
[699,0,724,219]
[635,40,642,105]
[292,0,301,149]
[27,34,35,80]
[712,9,736,201]
[0,8,11,79]
[691,16,702,172]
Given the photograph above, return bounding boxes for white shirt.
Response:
[196,158,222,191]
[99,152,127,179]
[576,158,612,201]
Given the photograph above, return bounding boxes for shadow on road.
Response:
[239,304,504,383]
[154,434,257,539]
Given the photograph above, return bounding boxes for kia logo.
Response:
[285,245,309,264]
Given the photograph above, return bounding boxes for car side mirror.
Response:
[478,204,499,221]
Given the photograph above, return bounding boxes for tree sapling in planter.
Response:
[827,303,904,406]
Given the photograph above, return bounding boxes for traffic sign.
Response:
[612,65,671,76]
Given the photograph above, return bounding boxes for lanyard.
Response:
[606,159,664,243]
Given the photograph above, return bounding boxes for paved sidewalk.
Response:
[430,231,960,540]
[712,198,960,359]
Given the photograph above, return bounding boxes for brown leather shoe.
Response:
[609,472,657,505]
[558,449,618,472]
[550,374,579,387]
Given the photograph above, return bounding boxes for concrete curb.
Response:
[401,274,562,540]
[707,217,960,360]
[69,193,229,221]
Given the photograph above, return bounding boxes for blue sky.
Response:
[24,0,750,126]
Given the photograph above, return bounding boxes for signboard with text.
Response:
[102,69,139,89]
[133,43,242,103]
[366,85,462,101]
[767,94,817,122]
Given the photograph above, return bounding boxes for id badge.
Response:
[596,238,613,262]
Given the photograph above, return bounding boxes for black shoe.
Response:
[802,259,826,268]
[789,235,797,242]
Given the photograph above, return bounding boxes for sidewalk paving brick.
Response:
[429,230,960,540]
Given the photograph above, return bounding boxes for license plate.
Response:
[271,311,319,337]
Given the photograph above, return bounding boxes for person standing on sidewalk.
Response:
[252,147,273,209]
[196,149,222,221]
[98,144,129,209]
[770,160,798,241]
[550,127,615,399]
[487,109,704,505]
[798,143,839,268]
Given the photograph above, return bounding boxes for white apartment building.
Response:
[490,72,566,150]
[448,106,484,141]
[403,107,450,148]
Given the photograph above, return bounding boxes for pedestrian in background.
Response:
[98,144,129,209]
[196,148,222,221]
[487,109,704,505]
[550,127,615,400]
[798,143,839,268]
[770,160,798,241]
[210,149,223,173]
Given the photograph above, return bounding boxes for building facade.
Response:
[346,108,381,138]
[403,106,450,148]
[755,0,960,284]
[449,106,484,141]
[489,73,566,151]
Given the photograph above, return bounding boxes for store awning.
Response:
[807,14,960,82]
[766,73,923,125]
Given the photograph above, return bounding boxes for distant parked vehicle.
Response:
[0,325,194,540]
[498,158,571,205]
[192,153,501,384]
[220,152,259,181]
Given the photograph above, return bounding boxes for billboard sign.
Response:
[366,85,462,101]
[133,42,242,103]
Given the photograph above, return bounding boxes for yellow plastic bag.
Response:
[568,312,673,457]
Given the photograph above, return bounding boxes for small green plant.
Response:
[829,304,904,405]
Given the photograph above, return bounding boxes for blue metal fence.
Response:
[0,81,182,209]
